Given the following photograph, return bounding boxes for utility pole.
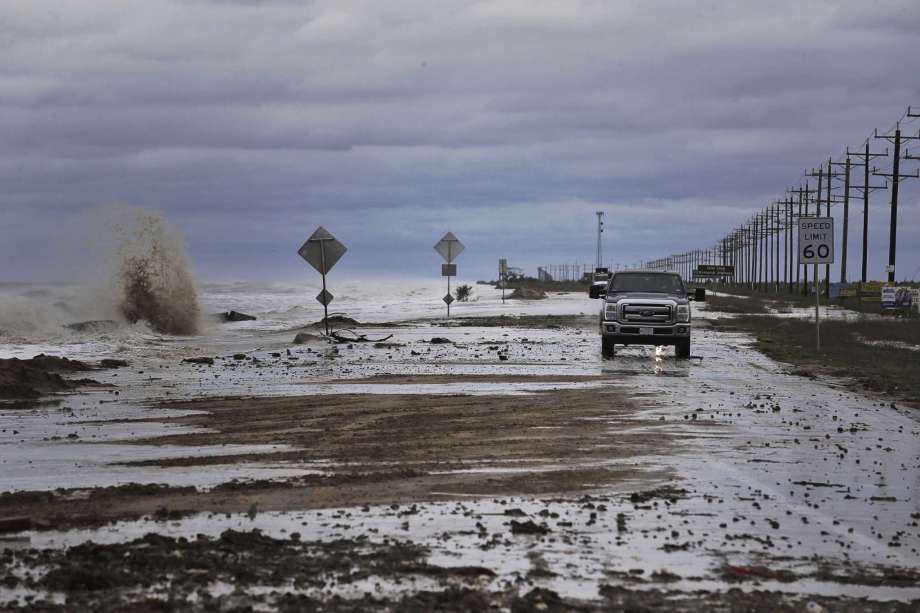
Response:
[734,231,740,286]
[762,212,768,291]
[769,206,776,292]
[786,195,802,294]
[847,142,888,283]
[825,158,832,298]
[764,209,771,291]
[769,205,775,291]
[744,220,754,290]
[783,195,790,291]
[736,229,744,287]
[790,194,796,291]
[794,188,802,293]
[755,217,762,291]
[751,215,757,290]
[792,184,815,295]
[749,223,755,290]
[802,181,814,296]
[733,231,739,286]
[774,203,781,292]
[823,159,846,297]
[782,194,789,291]
[741,226,746,288]
[758,212,766,291]
[874,119,920,283]
[830,156,851,283]
[809,167,822,298]
[748,221,755,289]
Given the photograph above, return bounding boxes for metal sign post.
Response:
[298,226,347,336]
[434,232,464,318]
[499,258,508,304]
[798,217,834,352]
[814,263,820,351]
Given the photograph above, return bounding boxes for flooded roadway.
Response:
[1,295,919,608]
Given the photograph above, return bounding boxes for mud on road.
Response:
[4,527,918,612]
[0,382,676,527]
[2,305,920,610]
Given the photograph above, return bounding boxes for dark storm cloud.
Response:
[2,0,919,281]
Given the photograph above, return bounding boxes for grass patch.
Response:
[706,294,770,314]
[707,289,835,315]
[714,315,920,407]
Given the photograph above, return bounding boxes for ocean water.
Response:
[0,278,596,491]
[0,279,593,362]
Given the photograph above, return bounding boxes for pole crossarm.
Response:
[874,128,920,143]
[873,169,920,180]
[846,147,887,159]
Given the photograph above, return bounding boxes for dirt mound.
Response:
[510,286,547,300]
[0,354,95,399]
[28,354,93,373]
[314,315,360,327]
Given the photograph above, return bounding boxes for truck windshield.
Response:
[608,273,684,294]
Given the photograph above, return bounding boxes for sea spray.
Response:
[0,293,67,338]
[111,208,201,335]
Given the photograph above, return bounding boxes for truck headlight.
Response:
[604,304,618,321]
[676,304,690,323]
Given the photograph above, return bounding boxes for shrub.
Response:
[455,284,473,302]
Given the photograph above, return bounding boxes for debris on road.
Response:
[0,355,101,399]
[181,356,215,366]
[510,286,547,300]
[219,310,257,322]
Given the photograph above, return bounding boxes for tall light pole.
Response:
[595,211,605,270]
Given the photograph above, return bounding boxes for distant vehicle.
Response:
[588,267,611,295]
[589,271,692,358]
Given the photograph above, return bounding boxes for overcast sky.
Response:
[2,0,920,283]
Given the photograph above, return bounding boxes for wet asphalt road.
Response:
[1,300,919,605]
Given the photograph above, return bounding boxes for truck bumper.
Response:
[600,322,690,346]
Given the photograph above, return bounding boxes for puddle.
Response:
[2,287,919,605]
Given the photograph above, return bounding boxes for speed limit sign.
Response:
[799,217,835,264]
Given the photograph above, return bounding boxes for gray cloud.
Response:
[2,0,919,282]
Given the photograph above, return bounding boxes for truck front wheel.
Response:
[602,336,616,358]
[676,339,691,359]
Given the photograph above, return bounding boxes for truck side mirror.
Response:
[589,283,606,299]
[695,287,706,302]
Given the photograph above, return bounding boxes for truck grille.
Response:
[619,303,672,324]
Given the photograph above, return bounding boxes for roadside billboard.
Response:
[694,264,735,277]
[837,282,884,301]
[881,286,914,309]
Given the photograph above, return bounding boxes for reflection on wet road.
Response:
[2,296,919,606]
